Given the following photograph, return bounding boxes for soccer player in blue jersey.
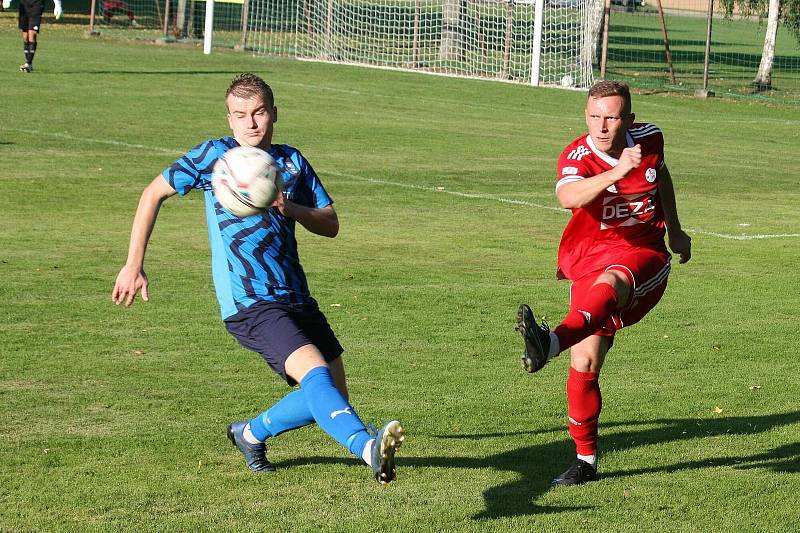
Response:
[112,73,405,484]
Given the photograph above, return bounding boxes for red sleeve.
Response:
[556,141,592,192]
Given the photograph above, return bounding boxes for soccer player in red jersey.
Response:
[516,80,692,485]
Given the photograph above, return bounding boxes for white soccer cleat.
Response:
[371,420,405,484]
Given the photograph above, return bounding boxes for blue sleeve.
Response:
[298,154,333,209]
[162,140,220,196]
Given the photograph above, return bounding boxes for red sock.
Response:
[553,282,617,353]
[567,367,601,456]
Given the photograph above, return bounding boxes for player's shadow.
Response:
[277,411,800,520]
[443,411,800,519]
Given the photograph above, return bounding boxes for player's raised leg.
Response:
[286,345,405,484]
[516,270,630,373]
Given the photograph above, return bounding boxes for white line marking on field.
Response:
[2,127,184,156]
[684,229,800,240]
[3,127,797,241]
[327,171,567,213]
[329,172,800,241]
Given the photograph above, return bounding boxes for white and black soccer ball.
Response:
[560,74,574,88]
[211,146,279,218]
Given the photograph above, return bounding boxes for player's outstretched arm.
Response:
[112,175,177,306]
[658,164,691,264]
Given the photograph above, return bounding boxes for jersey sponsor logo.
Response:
[645,168,657,182]
[600,191,657,230]
[330,408,353,419]
[561,166,579,175]
[566,146,591,161]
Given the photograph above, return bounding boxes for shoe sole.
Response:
[516,304,547,373]
[551,472,598,486]
[376,420,405,484]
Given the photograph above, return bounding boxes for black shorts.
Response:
[19,0,44,32]
[224,300,344,386]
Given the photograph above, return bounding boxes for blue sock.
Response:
[300,366,372,457]
[249,389,315,441]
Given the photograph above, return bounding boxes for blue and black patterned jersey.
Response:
[163,136,333,319]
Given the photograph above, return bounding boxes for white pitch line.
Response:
[684,229,800,240]
[329,172,800,241]
[326,171,567,213]
[2,127,185,156]
[3,127,798,241]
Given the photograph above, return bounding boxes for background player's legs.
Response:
[21,30,37,71]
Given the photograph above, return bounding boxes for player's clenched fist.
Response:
[618,144,642,174]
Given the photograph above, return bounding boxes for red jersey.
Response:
[555,123,668,280]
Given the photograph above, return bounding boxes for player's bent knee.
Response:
[285,344,329,383]
[569,337,608,373]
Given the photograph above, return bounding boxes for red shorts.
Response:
[569,247,671,337]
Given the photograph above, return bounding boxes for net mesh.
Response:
[247,0,597,88]
[93,0,250,49]
[88,0,800,101]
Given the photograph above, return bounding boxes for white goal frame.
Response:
[210,0,600,89]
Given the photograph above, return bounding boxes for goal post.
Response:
[245,0,599,89]
[88,0,250,49]
[87,0,599,89]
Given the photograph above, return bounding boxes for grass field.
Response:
[2,14,800,532]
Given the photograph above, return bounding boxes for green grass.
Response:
[1,15,800,532]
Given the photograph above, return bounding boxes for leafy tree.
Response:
[720,0,800,89]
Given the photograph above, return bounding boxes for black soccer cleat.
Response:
[551,459,597,486]
[227,421,276,473]
[516,304,552,373]
[19,63,33,73]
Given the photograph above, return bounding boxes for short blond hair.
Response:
[588,80,632,115]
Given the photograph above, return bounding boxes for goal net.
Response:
[89,0,599,88]
[245,0,599,88]
[92,0,251,49]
